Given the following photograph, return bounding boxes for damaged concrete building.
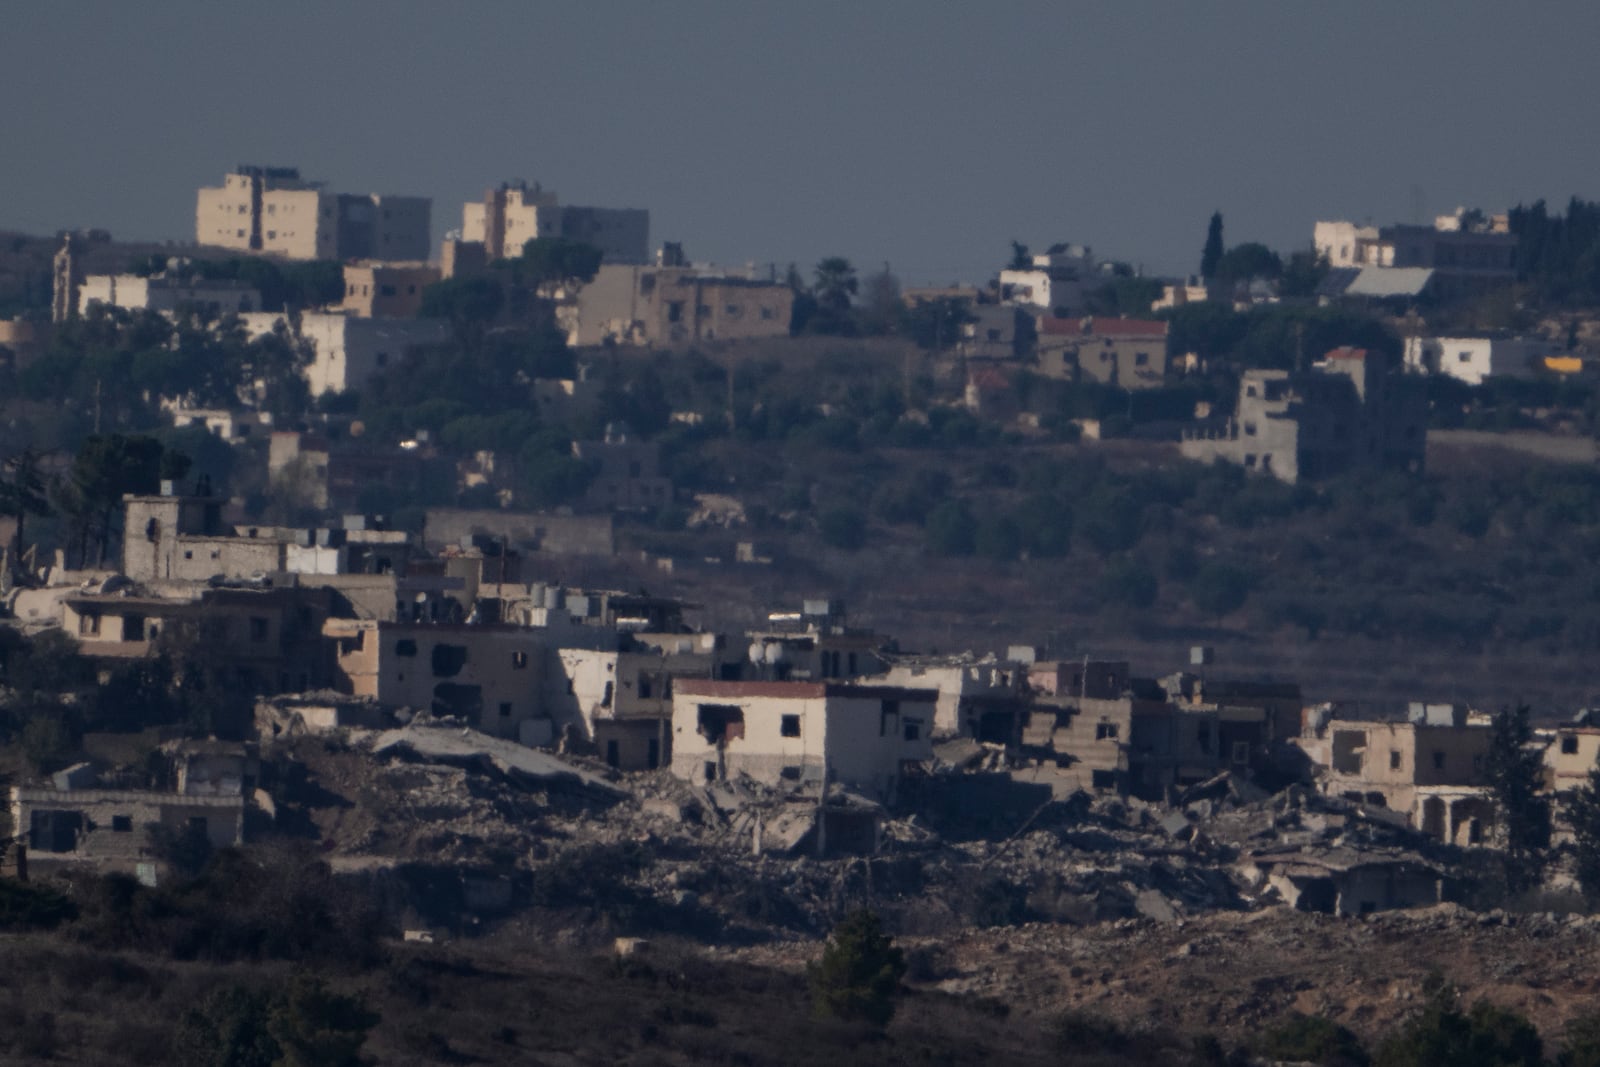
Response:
[1239,847,1447,916]
[670,680,936,802]
[1297,703,1495,845]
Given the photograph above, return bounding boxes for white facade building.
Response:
[242,311,450,397]
[78,274,261,317]
[670,680,936,801]
[1403,336,1554,385]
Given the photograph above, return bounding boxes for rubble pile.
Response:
[264,721,1503,942]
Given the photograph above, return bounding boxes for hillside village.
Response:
[10,165,1600,1061]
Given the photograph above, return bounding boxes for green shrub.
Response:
[808,909,906,1027]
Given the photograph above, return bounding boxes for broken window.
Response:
[781,714,801,738]
[1197,722,1211,753]
[606,741,620,768]
[498,702,512,718]
[1231,742,1250,765]
[602,682,613,707]
[879,699,900,737]
[431,644,467,678]
[79,612,101,637]
[697,704,745,744]
[1091,769,1116,790]
[638,676,652,700]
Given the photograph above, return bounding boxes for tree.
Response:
[1215,242,1284,282]
[1559,1012,1600,1067]
[1484,704,1551,894]
[419,275,504,350]
[1008,241,1031,270]
[517,237,603,290]
[1564,750,1600,902]
[925,499,977,556]
[1375,976,1541,1067]
[175,985,278,1067]
[808,909,907,1027]
[818,506,867,551]
[857,264,902,336]
[62,433,184,566]
[0,449,52,583]
[1257,1012,1369,1067]
[1190,561,1250,618]
[810,257,859,335]
[1201,212,1225,280]
[267,975,379,1067]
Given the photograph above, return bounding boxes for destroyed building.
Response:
[670,680,936,801]
[1297,703,1495,845]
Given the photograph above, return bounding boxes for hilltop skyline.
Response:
[4,2,1599,284]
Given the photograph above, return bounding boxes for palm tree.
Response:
[812,257,859,315]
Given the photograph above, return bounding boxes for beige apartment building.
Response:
[462,181,649,264]
[340,261,441,318]
[196,165,431,261]
[562,263,793,347]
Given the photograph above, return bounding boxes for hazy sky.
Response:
[4,2,1598,284]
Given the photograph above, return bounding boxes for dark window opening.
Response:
[431,643,468,677]
[780,714,801,738]
[395,639,417,657]
[1563,736,1579,755]
[111,815,133,833]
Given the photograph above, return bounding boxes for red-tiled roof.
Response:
[1039,316,1168,338]
[1323,346,1369,360]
